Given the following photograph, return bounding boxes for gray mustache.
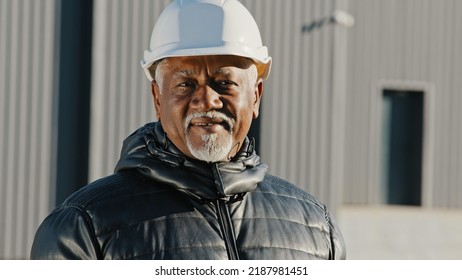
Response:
[185,111,235,132]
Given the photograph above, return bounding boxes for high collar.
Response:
[115,122,268,201]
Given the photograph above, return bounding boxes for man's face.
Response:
[151,55,263,162]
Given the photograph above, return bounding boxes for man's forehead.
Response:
[172,68,234,78]
[165,55,254,73]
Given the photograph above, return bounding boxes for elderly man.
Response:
[31,0,346,260]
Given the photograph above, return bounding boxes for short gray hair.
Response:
[147,58,167,82]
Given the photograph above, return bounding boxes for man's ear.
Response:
[252,79,264,119]
[151,80,161,120]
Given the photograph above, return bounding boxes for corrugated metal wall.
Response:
[89,0,348,211]
[88,0,170,180]
[343,0,462,208]
[0,0,57,259]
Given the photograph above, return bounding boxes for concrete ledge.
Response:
[337,205,462,259]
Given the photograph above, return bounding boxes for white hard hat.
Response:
[141,0,272,81]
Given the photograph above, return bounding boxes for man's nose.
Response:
[190,85,223,111]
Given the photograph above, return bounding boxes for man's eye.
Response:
[176,82,198,93]
[178,81,195,88]
[216,80,237,88]
[174,81,196,95]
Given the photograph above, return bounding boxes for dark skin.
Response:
[151,55,264,162]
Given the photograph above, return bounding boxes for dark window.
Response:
[381,89,424,206]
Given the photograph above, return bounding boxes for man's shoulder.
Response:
[258,174,326,210]
[57,170,166,211]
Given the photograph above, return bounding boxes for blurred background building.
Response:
[1,0,461,259]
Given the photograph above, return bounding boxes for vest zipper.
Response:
[215,199,239,260]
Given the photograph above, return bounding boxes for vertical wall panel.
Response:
[54,0,93,204]
[0,0,57,259]
[89,0,171,181]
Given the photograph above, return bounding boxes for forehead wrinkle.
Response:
[173,69,196,78]
[211,68,232,76]
[173,67,231,79]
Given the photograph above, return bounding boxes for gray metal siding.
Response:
[0,0,57,259]
[344,0,462,208]
[88,0,171,180]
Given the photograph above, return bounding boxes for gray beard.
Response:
[187,133,233,163]
[184,111,235,162]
